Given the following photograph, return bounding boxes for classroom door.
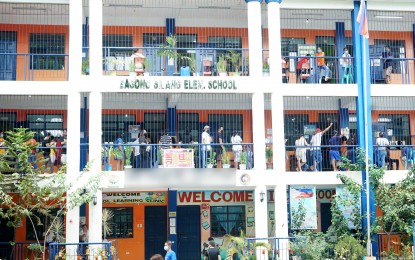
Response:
[0,220,14,260]
[145,206,167,260]
[320,203,332,233]
[177,206,201,260]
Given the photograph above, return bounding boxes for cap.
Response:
[316,128,321,133]
[204,125,210,130]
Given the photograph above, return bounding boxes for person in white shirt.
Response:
[310,123,333,171]
[201,125,211,168]
[295,134,309,171]
[231,131,243,169]
[340,47,352,75]
[376,132,389,167]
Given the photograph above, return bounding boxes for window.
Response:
[102,114,136,143]
[318,113,339,145]
[143,33,164,47]
[281,38,305,57]
[177,113,199,143]
[284,114,309,149]
[374,39,405,73]
[211,206,245,237]
[103,35,133,48]
[27,114,63,140]
[144,112,165,143]
[104,207,133,239]
[0,112,16,133]
[208,37,242,49]
[102,34,133,71]
[176,34,197,49]
[208,114,243,143]
[29,34,65,70]
[26,209,60,241]
[377,114,410,145]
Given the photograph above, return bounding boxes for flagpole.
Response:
[362,36,372,256]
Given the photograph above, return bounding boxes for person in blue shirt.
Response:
[164,241,176,260]
[328,130,341,171]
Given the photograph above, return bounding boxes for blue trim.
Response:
[265,0,281,3]
[335,22,346,84]
[167,107,177,137]
[245,0,263,2]
[353,1,378,257]
[80,96,88,171]
[412,24,415,58]
[168,190,178,253]
[165,19,176,76]
[339,108,349,130]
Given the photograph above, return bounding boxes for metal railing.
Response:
[370,57,415,84]
[49,241,117,260]
[245,236,303,260]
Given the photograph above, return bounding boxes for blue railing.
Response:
[245,236,303,260]
[101,142,253,170]
[370,57,414,84]
[49,241,116,260]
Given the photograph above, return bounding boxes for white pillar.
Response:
[66,91,81,245]
[267,0,283,81]
[88,91,103,243]
[246,0,263,77]
[68,0,83,82]
[252,92,266,170]
[274,185,289,260]
[254,185,268,240]
[271,93,285,172]
[89,0,103,77]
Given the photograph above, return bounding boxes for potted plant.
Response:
[157,34,190,76]
[226,50,241,76]
[104,57,117,76]
[266,146,273,169]
[82,58,89,75]
[124,145,133,168]
[128,61,136,77]
[157,149,163,168]
[216,54,227,76]
[102,146,113,171]
[142,58,153,76]
[189,54,198,76]
[239,151,247,170]
[208,151,216,168]
[222,148,231,168]
[263,61,270,77]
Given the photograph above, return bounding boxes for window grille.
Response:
[210,206,245,237]
[29,34,65,70]
[104,207,133,239]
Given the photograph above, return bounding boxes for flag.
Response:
[356,0,369,38]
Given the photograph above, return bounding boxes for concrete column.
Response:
[254,185,268,239]
[88,91,103,243]
[252,92,266,170]
[271,93,285,172]
[66,91,81,245]
[274,185,289,259]
[245,0,263,77]
[266,0,283,81]
[89,0,103,77]
[69,0,83,82]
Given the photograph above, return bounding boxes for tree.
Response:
[0,128,104,260]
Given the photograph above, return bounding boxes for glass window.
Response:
[26,209,60,241]
[177,113,199,143]
[211,206,245,237]
[281,38,305,57]
[0,112,16,133]
[374,39,405,73]
[208,37,242,49]
[177,34,197,48]
[102,114,136,143]
[27,114,63,140]
[377,114,410,145]
[143,33,164,46]
[29,34,65,70]
[208,114,243,143]
[102,34,133,70]
[144,112,165,143]
[104,207,133,239]
[284,114,309,149]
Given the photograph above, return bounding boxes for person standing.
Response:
[316,47,332,82]
[295,134,309,171]
[376,132,389,167]
[201,126,211,168]
[139,130,149,168]
[133,136,141,168]
[42,133,54,173]
[215,126,225,168]
[159,129,172,165]
[79,224,89,260]
[310,123,333,171]
[164,241,176,260]
[382,46,394,83]
[328,130,341,171]
[150,254,164,260]
[204,241,221,260]
[232,131,243,169]
[114,132,125,171]
[340,47,352,76]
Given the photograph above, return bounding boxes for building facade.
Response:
[0,0,415,259]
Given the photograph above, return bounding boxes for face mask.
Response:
[0,134,3,138]
[164,246,169,251]
[317,50,322,53]
[344,51,349,55]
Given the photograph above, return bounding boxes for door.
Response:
[145,206,167,260]
[0,220,14,260]
[320,203,332,233]
[177,206,201,260]
[0,32,17,81]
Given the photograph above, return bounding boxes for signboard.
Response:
[163,149,194,168]
[178,191,254,205]
[103,192,166,204]
[290,186,317,229]
[120,79,237,91]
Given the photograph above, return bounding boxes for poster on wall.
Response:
[163,149,194,168]
[290,186,317,229]
[336,186,361,229]
[103,192,166,204]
